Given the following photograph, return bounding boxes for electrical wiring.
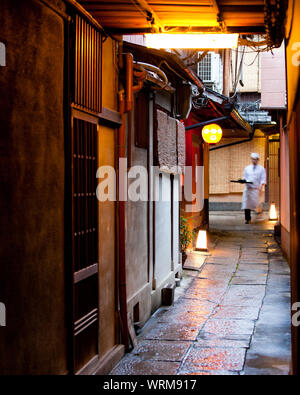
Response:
[243,52,259,67]
[230,46,245,99]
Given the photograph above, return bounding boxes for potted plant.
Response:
[180,216,195,265]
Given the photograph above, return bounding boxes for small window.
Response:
[135,90,149,149]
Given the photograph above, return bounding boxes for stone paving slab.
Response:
[175,298,216,312]
[230,276,267,285]
[181,347,246,372]
[183,288,225,303]
[198,264,235,279]
[239,259,269,265]
[178,370,239,375]
[237,264,268,273]
[221,294,264,307]
[156,310,210,325]
[195,336,251,349]
[131,340,192,362]
[200,318,255,337]
[191,278,229,288]
[226,284,266,298]
[109,228,291,376]
[184,252,207,271]
[110,356,180,375]
[140,322,203,341]
[212,305,261,320]
[242,252,291,375]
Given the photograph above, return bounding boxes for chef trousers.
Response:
[245,209,251,222]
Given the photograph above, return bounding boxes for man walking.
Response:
[241,152,266,224]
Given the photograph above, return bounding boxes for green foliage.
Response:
[180,216,195,252]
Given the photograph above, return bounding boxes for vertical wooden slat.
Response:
[96,31,99,112]
[73,14,102,112]
[80,17,84,107]
[72,118,98,271]
[75,15,78,105]
[77,119,80,272]
[96,30,99,113]
[85,121,88,269]
[84,19,87,109]
[87,23,90,110]
[93,124,97,263]
[86,21,89,110]
[89,24,92,110]
[91,27,95,112]
[82,19,85,108]
[99,31,102,112]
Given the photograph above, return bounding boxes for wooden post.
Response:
[223,49,230,97]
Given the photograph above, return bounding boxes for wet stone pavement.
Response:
[109,227,291,375]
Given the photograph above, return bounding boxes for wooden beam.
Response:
[211,0,227,31]
[136,0,165,32]
[108,25,265,34]
[99,107,123,127]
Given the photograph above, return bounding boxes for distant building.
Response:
[207,40,281,213]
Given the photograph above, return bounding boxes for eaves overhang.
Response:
[76,0,266,35]
[123,41,204,92]
[188,87,253,138]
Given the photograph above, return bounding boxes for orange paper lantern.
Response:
[202,123,223,144]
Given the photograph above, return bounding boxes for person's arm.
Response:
[259,167,267,191]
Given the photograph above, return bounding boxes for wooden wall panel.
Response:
[209,137,266,195]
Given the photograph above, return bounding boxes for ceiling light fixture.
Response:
[145,33,239,49]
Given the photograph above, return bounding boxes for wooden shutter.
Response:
[71,114,99,373]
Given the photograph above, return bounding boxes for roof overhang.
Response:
[187,87,254,138]
[253,123,278,136]
[77,0,266,34]
[123,41,204,91]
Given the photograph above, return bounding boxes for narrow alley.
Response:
[110,214,291,375]
[2,0,300,380]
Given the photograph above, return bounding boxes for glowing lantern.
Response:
[202,123,223,144]
[196,230,208,251]
[269,202,278,220]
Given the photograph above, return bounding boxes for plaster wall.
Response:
[0,0,67,374]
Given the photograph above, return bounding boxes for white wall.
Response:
[154,172,172,287]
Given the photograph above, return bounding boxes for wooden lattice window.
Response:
[74,14,102,113]
[72,115,98,373]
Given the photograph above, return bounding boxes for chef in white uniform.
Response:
[241,152,266,223]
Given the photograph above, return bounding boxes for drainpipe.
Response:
[134,61,168,87]
[118,53,146,351]
[118,89,129,350]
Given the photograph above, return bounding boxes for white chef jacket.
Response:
[241,164,266,210]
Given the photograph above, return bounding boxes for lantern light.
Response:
[145,33,239,49]
[196,230,208,251]
[269,202,278,221]
[202,123,223,144]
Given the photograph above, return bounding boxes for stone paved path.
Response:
[109,229,291,375]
